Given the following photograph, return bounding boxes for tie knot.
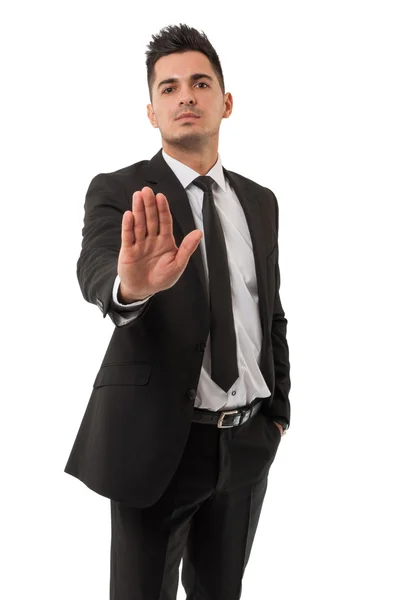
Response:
[192,175,215,193]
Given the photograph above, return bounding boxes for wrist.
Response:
[272,418,289,433]
[118,282,149,303]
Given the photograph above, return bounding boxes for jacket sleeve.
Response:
[269,192,291,428]
[76,173,153,327]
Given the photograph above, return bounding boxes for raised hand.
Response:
[117,186,202,302]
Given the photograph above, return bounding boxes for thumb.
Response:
[174,230,203,272]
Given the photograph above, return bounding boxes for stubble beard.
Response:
[162,124,219,152]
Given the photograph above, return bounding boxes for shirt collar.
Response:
[162,148,227,193]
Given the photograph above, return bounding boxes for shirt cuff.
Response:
[112,275,153,310]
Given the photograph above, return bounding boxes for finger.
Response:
[141,187,159,237]
[121,210,135,247]
[156,193,173,237]
[174,230,203,272]
[132,191,146,242]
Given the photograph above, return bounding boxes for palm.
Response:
[117,187,202,299]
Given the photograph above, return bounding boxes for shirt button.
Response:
[188,389,196,400]
[232,390,236,396]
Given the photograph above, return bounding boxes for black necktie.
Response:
[192,175,239,392]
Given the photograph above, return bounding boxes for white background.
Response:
[1,1,397,598]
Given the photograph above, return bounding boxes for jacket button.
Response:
[188,389,196,400]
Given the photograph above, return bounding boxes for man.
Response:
[65,23,291,600]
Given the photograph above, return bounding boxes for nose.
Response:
[178,85,196,106]
[179,97,195,106]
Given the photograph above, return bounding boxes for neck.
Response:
[162,141,218,175]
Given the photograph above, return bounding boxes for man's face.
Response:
[147,51,232,150]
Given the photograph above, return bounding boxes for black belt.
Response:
[192,397,264,428]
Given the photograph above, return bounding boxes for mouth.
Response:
[176,114,200,121]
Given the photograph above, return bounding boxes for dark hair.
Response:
[145,23,225,100]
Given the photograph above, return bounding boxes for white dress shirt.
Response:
[110,149,271,411]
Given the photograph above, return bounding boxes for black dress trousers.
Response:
[109,398,281,600]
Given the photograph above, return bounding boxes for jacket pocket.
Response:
[93,362,152,387]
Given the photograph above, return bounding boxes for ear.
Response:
[222,92,233,119]
[147,104,158,129]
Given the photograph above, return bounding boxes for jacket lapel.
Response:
[223,169,272,344]
[143,149,209,303]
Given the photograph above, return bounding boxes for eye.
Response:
[162,82,209,94]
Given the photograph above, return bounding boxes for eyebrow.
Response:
[157,73,214,90]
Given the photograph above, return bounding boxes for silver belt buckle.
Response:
[217,409,240,428]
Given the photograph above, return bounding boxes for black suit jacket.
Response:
[64,148,291,507]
